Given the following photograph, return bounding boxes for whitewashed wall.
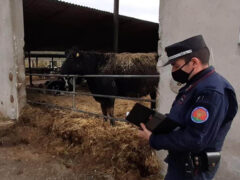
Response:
[158,0,240,179]
[0,0,26,120]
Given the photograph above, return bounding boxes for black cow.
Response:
[61,49,159,125]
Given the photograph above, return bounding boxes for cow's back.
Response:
[98,52,159,97]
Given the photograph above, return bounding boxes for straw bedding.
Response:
[16,92,163,178]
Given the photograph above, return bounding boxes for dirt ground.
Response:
[0,84,164,180]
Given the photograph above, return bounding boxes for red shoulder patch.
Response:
[191,107,209,123]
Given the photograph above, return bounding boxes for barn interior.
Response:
[23,0,159,86]
[23,0,158,52]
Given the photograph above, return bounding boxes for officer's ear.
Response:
[191,57,201,67]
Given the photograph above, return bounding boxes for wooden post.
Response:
[113,0,119,53]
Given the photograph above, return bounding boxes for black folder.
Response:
[126,103,180,134]
[126,103,154,127]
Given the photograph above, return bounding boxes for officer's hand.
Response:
[138,123,152,141]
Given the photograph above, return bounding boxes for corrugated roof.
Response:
[23,0,159,52]
[57,0,113,15]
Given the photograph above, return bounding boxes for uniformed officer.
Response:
[138,35,238,180]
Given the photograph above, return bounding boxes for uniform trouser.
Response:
[164,155,220,180]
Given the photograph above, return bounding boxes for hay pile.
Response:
[101,53,158,75]
[53,115,160,176]
[18,104,161,178]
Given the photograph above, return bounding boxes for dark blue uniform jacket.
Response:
[150,66,238,153]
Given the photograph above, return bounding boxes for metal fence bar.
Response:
[24,53,65,58]
[72,76,76,110]
[26,87,75,95]
[77,92,156,103]
[26,72,158,122]
[25,73,159,78]
[26,87,155,103]
[51,57,54,70]
[28,52,33,86]
[27,100,127,122]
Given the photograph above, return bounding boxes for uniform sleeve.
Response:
[149,90,226,152]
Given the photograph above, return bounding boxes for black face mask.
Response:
[172,62,194,84]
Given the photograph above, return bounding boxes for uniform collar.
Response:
[186,66,214,86]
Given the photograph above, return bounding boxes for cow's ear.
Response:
[76,52,80,57]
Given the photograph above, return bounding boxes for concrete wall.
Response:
[158,0,240,179]
[0,0,26,120]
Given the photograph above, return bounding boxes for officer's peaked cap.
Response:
[164,35,208,66]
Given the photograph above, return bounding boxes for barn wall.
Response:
[0,0,26,120]
[157,0,240,179]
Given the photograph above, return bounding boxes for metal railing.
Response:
[26,73,159,78]
[26,73,159,122]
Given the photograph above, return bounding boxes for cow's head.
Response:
[61,48,108,75]
[61,48,90,75]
